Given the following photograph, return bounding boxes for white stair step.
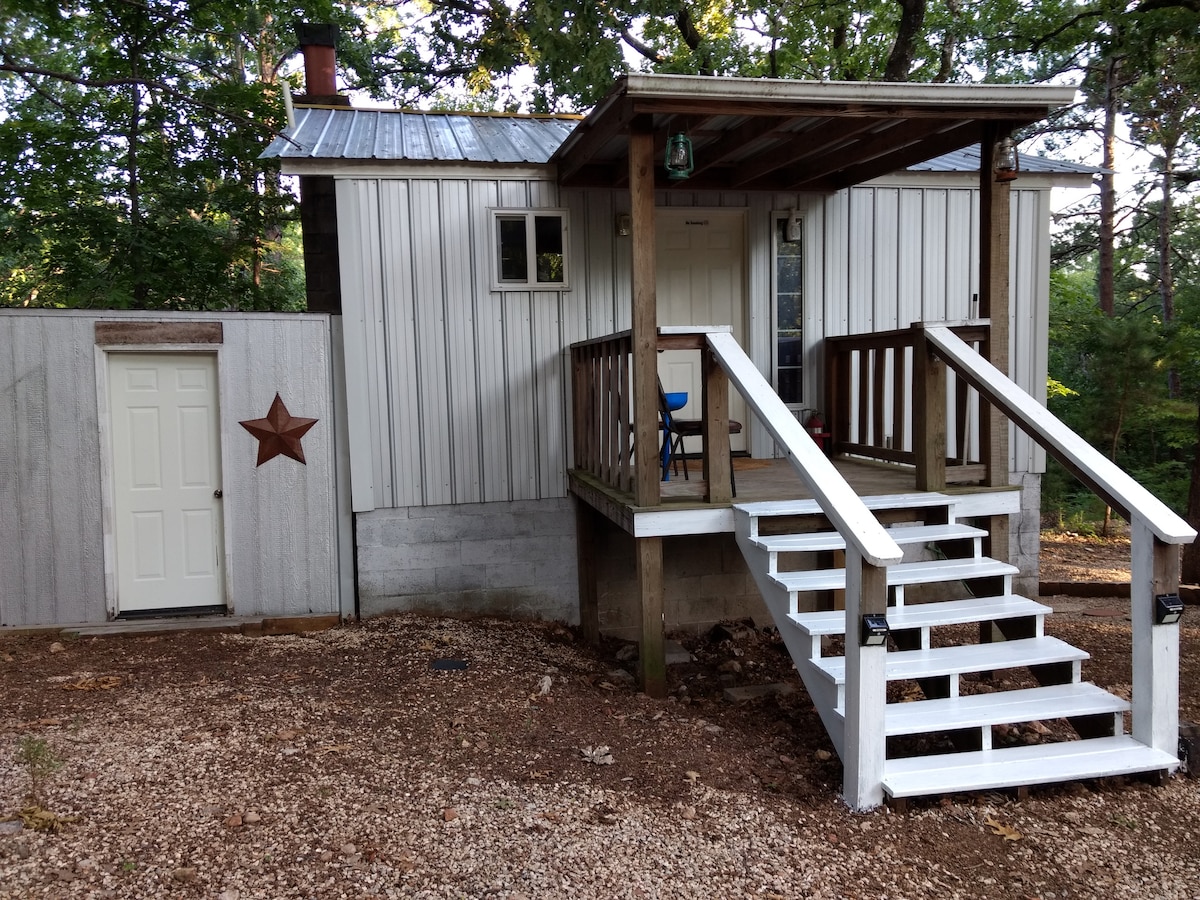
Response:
[882,735,1180,799]
[810,636,1087,686]
[736,492,953,519]
[789,595,1049,637]
[755,522,986,555]
[774,556,1018,594]
[875,683,1128,737]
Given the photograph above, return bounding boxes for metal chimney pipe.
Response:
[295,23,338,97]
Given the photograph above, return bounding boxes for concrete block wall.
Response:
[354,474,1045,635]
[356,499,579,623]
[1010,471,1042,598]
[354,496,770,637]
[592,517,768,642]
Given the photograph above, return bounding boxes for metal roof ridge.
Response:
[289,103,584,121]
[619,73,1078,106]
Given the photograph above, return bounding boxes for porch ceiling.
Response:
[552,74,1078,193]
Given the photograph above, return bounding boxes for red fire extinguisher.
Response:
[804,411,830,454]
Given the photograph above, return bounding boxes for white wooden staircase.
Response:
[704,326,1191,809]
[734,492,1180,803]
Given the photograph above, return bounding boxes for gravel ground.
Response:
[2,606,1199,900]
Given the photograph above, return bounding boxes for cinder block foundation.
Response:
[356,499,579,623]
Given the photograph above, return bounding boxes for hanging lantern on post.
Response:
[994,136,1019,183]
[664,133,694,180]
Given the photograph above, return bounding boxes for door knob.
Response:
[213,489,223,499]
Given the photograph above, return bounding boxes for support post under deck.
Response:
[575,497,600,647]
[636,536,667,699]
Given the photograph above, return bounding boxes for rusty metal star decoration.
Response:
[239,393,318,466]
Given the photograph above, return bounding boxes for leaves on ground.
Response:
[17,805,78,833]
[62,675,121,691]
[986,817,1024,841]
[580,745,614,765]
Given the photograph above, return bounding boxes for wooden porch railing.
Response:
[825,323,990,485]
[570,330,633,493]
[569,326,737,503]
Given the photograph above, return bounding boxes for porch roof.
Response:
[263,76,1082,188]
[551,74,1079,192]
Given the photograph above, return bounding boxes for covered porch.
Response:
[557,75,1193,808]
[552,76,1072,675]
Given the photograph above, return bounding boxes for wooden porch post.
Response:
[630,119,660,509]
[637,536,667,698]
[701,345,733,503]
[842,547,889,810]
[913,327,946,492]
[980,125,1012,563]
[629,119,668,698]
[1130,516,1180,755]
[574,497,600,646]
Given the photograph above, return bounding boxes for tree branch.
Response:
[0,57,300,147]
[620,28,664,64]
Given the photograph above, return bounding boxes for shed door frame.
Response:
[95,342,233,619]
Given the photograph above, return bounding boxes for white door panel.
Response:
[109,353,225,613]
[656,211,747,452]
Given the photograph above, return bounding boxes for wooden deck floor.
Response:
[660,456,918,504]
[569,456,1019,538]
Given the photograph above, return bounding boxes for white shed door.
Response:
[109,353,225,614]
[656,211,747,452]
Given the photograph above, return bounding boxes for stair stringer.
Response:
[734,509,846,757]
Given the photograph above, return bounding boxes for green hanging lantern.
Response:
[664,133,694,180]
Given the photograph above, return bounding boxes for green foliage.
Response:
[1044,184,1200,527]
[0,2,318,310]
[15,736,64,804]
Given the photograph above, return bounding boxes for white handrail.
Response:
[706,331,903,567]
[923,324,1197,545]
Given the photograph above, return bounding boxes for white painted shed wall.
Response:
[0,310,343,626]
[335,172,1055,512]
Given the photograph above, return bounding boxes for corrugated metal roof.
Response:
[908,145,1101,175]
[260,107,582,164]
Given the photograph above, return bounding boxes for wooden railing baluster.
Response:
[826,324,987,483]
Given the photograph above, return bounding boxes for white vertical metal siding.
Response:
[217,315,339,617]
[0,314,104,626]
[339,175,584,510]
[336,175,1056,512]
[801,184,1050,474]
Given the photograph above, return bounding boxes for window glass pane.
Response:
[534,215,564,283]
[777,255,802,296]
[498,217,527,282]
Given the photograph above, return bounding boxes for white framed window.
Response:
[491,209,569,290]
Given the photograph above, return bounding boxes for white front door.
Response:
[656,210,747,452]
[108,353,225,614]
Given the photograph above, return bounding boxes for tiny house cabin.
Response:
[2,62,1188,810]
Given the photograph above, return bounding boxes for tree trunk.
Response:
[884,0,927,81]
[1182,402,1200,584]
[932,0,959,83]
[1158,143,1180,397]
[1098,55,1120,317]
[674,7,714,75]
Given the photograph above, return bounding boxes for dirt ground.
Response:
[1,534,1198,899]
[1039,531,1133,584]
